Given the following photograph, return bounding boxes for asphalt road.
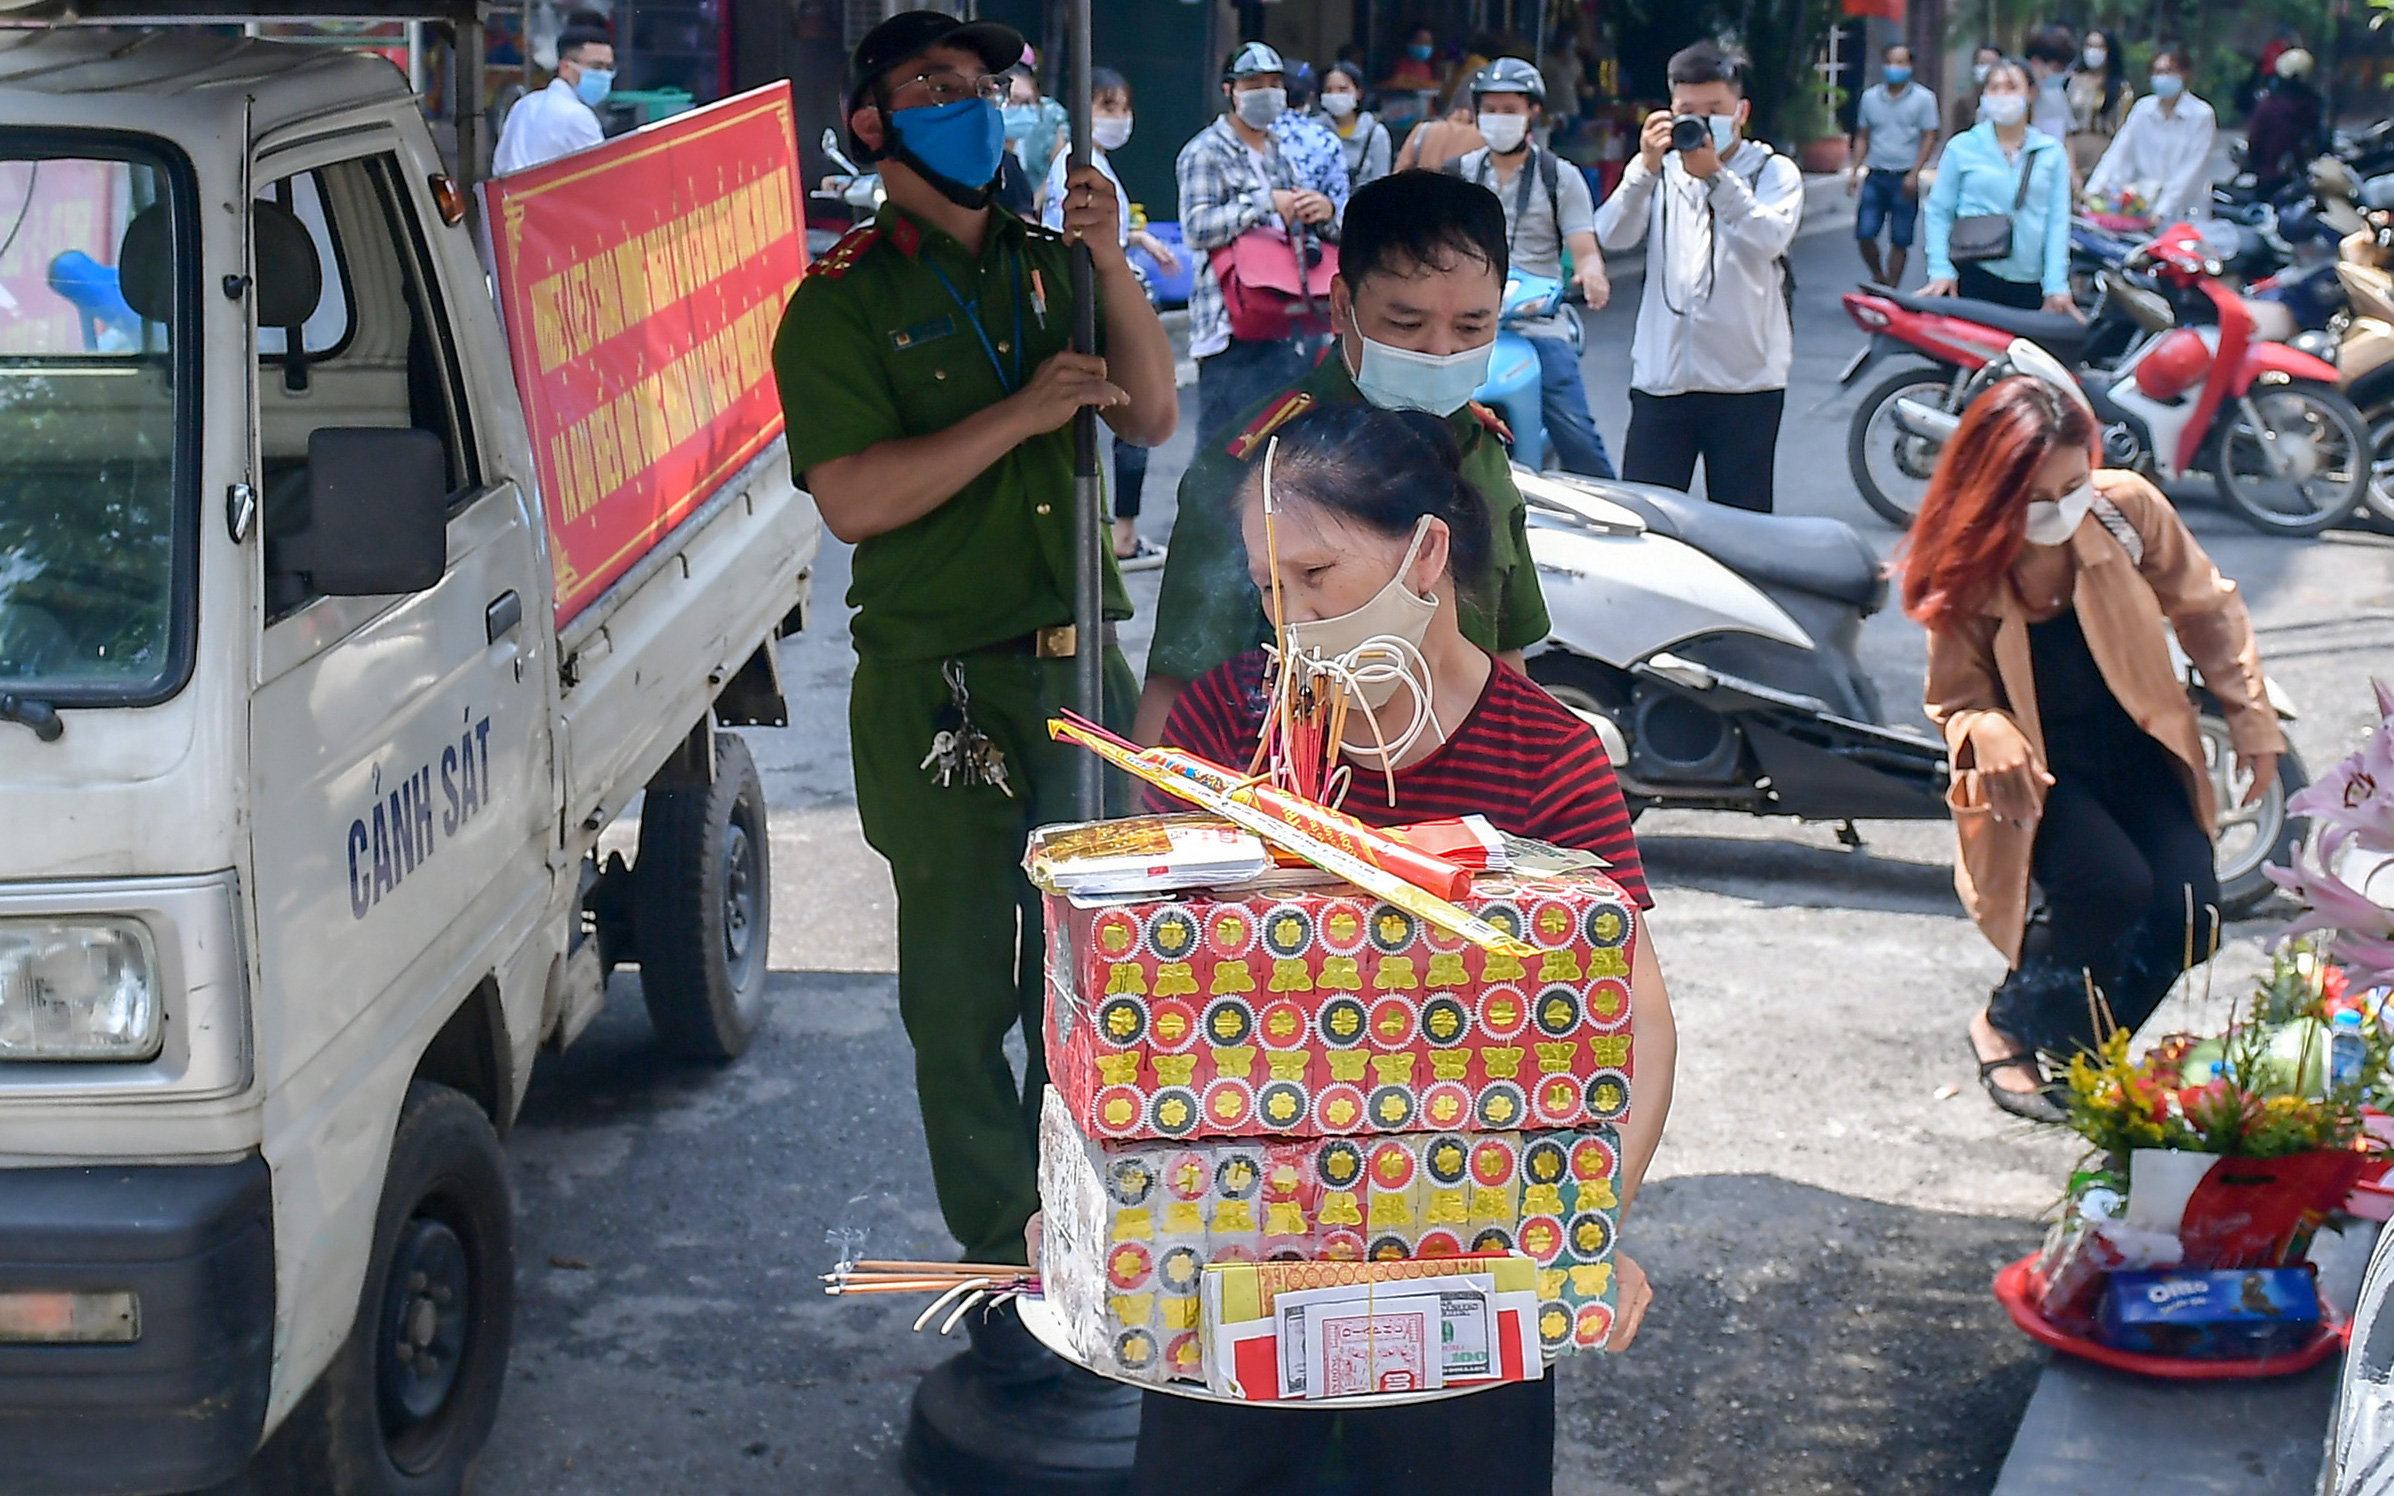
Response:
[474,218,2394,1495]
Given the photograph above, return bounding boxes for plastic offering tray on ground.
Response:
[1992,1254,2348,1381]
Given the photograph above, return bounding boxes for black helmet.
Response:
[1470,56,1545,104]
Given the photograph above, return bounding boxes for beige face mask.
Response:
[1281,516,1440,708]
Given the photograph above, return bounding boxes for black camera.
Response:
[1669,115,1711,153]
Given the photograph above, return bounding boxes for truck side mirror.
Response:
[276,428,448,597]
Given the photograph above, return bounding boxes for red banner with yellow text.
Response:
[483,82,808,627]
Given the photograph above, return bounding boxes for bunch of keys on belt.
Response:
[921,659,1013,797]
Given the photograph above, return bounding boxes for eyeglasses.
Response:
[886,70,1007,107]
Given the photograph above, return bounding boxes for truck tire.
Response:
[635,730,771,1061]
[246,1082,513,1496]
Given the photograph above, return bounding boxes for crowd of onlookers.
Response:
[1851,24,2331,313]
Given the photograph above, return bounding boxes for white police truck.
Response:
[0,11,816,1493]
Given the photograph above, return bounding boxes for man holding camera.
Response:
[1594,40,1802,513]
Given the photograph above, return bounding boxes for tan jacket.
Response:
[1924,470,2284,965]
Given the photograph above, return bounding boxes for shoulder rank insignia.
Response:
[886,215,923,258]
[1225,391,1315,461]
[812,221,882,280]
[1467,401,1514,447]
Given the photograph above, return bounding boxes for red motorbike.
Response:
[1837,222,2371,536]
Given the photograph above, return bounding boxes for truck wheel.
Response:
[249,1082,512,1496]
[635,731,771,1061]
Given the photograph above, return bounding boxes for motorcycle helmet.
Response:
[2135,327,2213,400]
[1470,56,1546,104]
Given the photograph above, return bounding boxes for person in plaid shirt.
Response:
[1177,40,1344,447]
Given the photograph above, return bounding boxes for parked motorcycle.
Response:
[1515,463,2306,913]
[1472,273,1577,472]
[1841,222,2371,535]
[2332,234,2394,519]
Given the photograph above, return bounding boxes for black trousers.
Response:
[1955,262,2044,310]
[1133,1378,1555,1496]
[1990,613,2219,1058]
[1114,438,1150,520]
[1621,387,1785,513]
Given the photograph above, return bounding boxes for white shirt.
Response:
[2086,93,2217,222]
[494,78,605,176]
[1593,139,1804,396]
[2031,75,2074,143]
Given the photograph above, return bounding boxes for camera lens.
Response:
[1670,115,1710,153]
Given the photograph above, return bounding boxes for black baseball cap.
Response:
[845,10,1026,114]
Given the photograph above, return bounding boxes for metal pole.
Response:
[1069,0,1103,820]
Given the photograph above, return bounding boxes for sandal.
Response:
[1970,1035,2070,1125]
[1113,536,1167,573]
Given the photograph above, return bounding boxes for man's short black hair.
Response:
[2025,24,2077,66]
[1091,65,1129,100]
[1666,40,1744,94]
[1340,170,1508,289]
[557,24,610,62]
[1882,41,1911,61]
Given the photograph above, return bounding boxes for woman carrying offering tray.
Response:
[1120,404,1680,1491]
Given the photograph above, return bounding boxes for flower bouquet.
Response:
[1996,683,2394,1375]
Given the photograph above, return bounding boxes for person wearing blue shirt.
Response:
[1921,59,2076,315]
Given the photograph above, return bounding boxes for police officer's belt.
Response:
[989,623,1120,659]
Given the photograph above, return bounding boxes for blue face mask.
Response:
[2150,73,2185,99]
[1884,65,1911,85]
[1347,308,1492,416]
[1000,103,1040,142]
[1407,42,1434,60]
[573,68,613,107]
[1707,113,1737,154]
[889,98,1006,196]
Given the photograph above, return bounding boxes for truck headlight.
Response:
[0,920,161,1061]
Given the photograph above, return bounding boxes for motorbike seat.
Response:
[1884,288,2088,358]
[1593,483,1890,613]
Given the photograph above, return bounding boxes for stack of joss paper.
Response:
[1028,718,1638,1397]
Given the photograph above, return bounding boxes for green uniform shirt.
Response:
[773,202,1129,661]
[1145,355,1551,684]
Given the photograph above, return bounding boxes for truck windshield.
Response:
[0,140,189,704]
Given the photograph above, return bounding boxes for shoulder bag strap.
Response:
[2090,493,2145,566]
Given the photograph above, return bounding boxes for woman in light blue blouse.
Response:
[1921,59,2077,315]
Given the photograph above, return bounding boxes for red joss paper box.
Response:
[1042,874,1638,1143]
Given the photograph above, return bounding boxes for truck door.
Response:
[243,138,550,1314]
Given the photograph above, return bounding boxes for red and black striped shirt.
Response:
[1154,650,1651,909]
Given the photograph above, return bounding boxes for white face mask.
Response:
[1981,93,2028,126]
[2025,480,2095,546]
[1345,307,1493,417]
[1706,113,1738,153]
[1235,86,1286,128]
[1476,111,1530,152]
[2083,46,2107,68]
[1973,61,1994,84]
[1282,517,1441,710]
[1093,114,1134,151]
[1321,91,1358,117]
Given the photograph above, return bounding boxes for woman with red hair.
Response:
[1910,377,2284,1121]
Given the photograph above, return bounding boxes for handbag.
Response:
[1211,224,1339,342]
[1948,147,2038,265]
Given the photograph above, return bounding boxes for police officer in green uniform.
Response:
[773,10,1177,1302]
[1133,171,1549,743]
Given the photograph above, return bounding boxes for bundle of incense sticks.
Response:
[1046,712,1534,958]
[823,1259,1042,1336]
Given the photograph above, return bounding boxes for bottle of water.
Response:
[2330,1008,2368,1091]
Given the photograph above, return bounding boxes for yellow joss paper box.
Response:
[1200,1255,1545,1400]
[1036,1088,1625,1385]
[1040,874,1638,1144]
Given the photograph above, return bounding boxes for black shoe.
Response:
[902,1308,1142,1496]
[1971,1034,2070,1125]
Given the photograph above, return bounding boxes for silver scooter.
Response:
[1515,466,2307,915]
